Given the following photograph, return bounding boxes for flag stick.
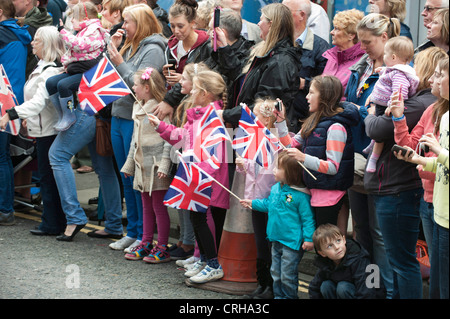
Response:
[279,142,317,180]
[175,151,242,202]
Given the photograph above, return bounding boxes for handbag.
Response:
[416,239,431,279]
[95,118,113,157]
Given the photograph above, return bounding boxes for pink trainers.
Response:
[143,244,171,264]
[124,242,153,260]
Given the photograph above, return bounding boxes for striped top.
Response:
[277,121,347,207]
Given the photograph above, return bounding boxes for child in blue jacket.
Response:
[241,151,316,299]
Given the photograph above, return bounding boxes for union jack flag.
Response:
[0,65,20,135]
[184,102,231,169]
[232,103,281,168]
[77,57,131,115]
[163,156,213,213]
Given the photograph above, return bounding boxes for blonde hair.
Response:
[433,56,449,132]
[414,47,448,92]
[179,70,227,126]
[174,62,210,126]
[332,9,365,44]
[102,0,132,15]
[385,0,407,22]
[119,4,162,59]
[242,3,295,74]
[253,98,276,129]
[134,68,166,103]
[34,26,65,63]
[72,1,99,21]
[357,13,400,39]
[385,36,414,63]
[433,8,449,46]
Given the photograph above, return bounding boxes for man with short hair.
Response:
[416,0,449,54]
[12,0,52,77]
[283,0,330,132]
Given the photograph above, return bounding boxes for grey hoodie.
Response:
[112,33,167,120]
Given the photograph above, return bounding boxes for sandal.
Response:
[76,165,94,174]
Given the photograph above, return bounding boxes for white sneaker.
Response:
[176,256,199,268]
[189,265,224,284]
[109,236,137,251]
[123,239,142,253]
[184,260,206,277]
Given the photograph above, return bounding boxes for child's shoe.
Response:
[184,260,206,277]
[109,236,137,251]
[143,244,171,264]
[176,256,199,268]
[124,241,153,260]
[189,264,224,284]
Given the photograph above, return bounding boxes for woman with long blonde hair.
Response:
[102,3,168,250]
[220,3,301,128]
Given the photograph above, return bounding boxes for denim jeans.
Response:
[36,135,66,233]
[348,190,393,298]
[271,241,304,299]
[45,72,83,98]
[419,197,434,260]
[373,188,423,299]
[430,222,449,299]
[49,108,122,234]
[0,132,14,214]
[320,280,356,299]
[111,116,143,240]
[178,209,195,246]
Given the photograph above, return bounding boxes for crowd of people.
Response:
[0,0,448,299]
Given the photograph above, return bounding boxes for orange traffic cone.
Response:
[217,170,257,282]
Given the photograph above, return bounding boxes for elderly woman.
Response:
[1,26,67,235]
[1,26,66,235]
[322,9,365,93]
[369,0,412,39]
[426,8,449,54]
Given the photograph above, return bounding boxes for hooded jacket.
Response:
[309,239,386,299]
[0,18,32,104]
[252,183,315,251]
[111,34,167,120]
[162,30,211,109]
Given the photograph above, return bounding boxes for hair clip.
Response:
[141,67,153,80]
[259,102,274,117]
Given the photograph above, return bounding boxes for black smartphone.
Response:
[168,58,177,71]
[214,7,220,28]
[391,144,409,156]
[275,101,281,111]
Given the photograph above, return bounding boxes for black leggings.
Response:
[190,206,226,260]
[313,196,345,227]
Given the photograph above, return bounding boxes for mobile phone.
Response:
[391,144,409,156]
[214,7,220,28]
[275,101,281,111]
[168,58,177,71]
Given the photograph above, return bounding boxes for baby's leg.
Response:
[366,141,384,173]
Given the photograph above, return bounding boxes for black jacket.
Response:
[290,28,330,132]
[363,89,435,195]
[223,37,302,127]
[309,239,386,299]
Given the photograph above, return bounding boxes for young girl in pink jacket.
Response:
[148,69,229,284]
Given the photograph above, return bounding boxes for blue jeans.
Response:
[36,135,66,233]
[49,108,122,234]
[111,116,143,240]
[419,197,434,260]
[430,222,449,299]
[271,241,304,299]
[373,188,423,299]
[320,280,356,299]
[46,72,83,98]
[348,190,394,298]
[0,131,14,214]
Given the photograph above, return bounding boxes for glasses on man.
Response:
[423,5,444,12]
